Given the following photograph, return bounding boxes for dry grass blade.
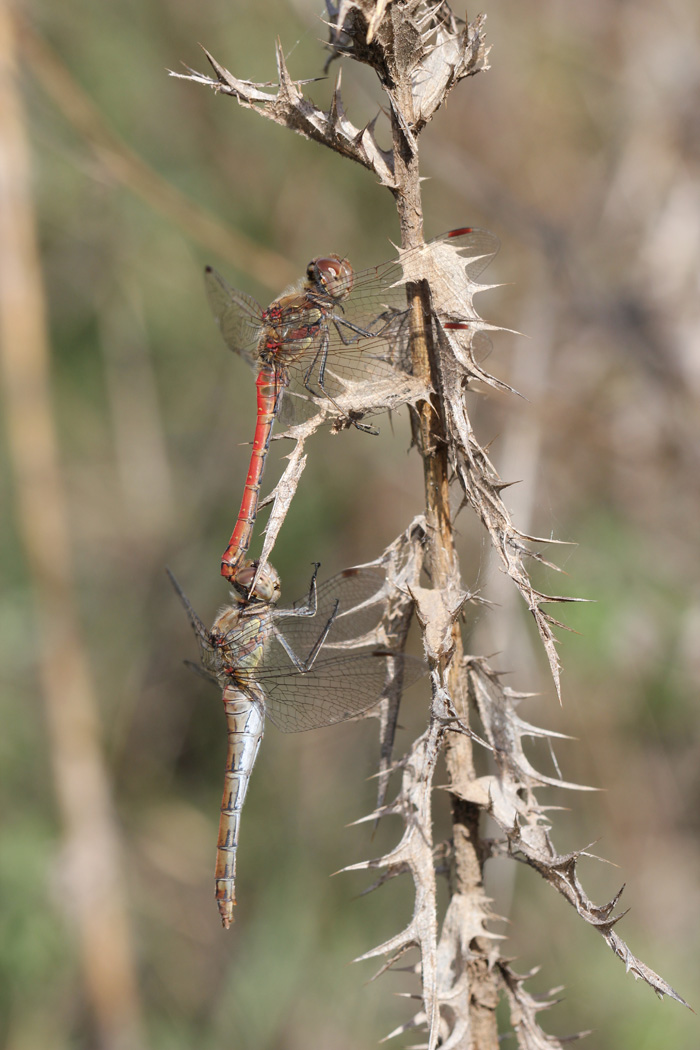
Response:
[0,10,145,1050]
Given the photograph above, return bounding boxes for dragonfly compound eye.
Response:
[308,255,354,300]
[231,561,281,604]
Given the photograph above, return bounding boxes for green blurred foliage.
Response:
[2,0,700,1047]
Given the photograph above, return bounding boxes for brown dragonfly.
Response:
[170,560,423,927]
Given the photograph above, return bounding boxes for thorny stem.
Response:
[392,76,500,1046]
[171,3,691,1040]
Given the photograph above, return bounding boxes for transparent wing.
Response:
[275,324,414,413]
[255,567,424,732]
[207,568,389,672]
[433,226,500,280]
[190,568,426,732]
[276,567,390,652]
[259,650,394,732]
[273,227,500,401]
[204,266,263,368]
[318,226,500,340]
[205,229,499,422]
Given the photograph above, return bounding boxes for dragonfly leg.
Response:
[303,328,378,436]
[274,598,340,673]
[300,325,328,393]
[302,291,381,347]
[330,310,406,346]
[316,374,378,435]
[290,562,321,617]
[270,562,320,623]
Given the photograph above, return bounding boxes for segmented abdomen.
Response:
[215,686,265,928]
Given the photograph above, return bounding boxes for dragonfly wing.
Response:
[272,567,391,652]
[253,567,427,732]
[334,226,499,331]
[204,266,262,368]
[184,658,219,686]
[324,227,499,338]
[335,258,408,335]
[194,569,389,686]
[434,227,500,281]
[199,568,427,733]
[280,229,499,401]
[275,384,316,426]
[259,650,396,732]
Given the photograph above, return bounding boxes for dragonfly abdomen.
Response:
[221,366,283,581]
[215,688,265,928]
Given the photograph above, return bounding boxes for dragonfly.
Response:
[205,227,499,580]
[169,559,421,928]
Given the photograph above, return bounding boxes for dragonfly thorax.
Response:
[207,602,270,681]
[261,292,324,361]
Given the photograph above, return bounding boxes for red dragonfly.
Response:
[205,227,499,580]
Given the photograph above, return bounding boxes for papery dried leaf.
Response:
[353,717,444,1044]
[410,582,470,661]
[446,386,572,700]
[254,371,428,572]
[324,3,489,132]
[463,657,691,1011]
[413,13,490,124]
[499,961,588,1049]
[350,520,427,812]
[256,442,307,573]
[170,40,397,184]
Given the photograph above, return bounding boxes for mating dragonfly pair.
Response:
[173,228,498,925]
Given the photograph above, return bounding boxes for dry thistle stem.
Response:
[172,2,690,1044]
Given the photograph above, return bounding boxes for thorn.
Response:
[352,925,417,963]
[198,45,236,93]
[346,805,398,827]
[274,47,287,89]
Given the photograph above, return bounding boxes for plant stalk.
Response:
[392,80,500,1048]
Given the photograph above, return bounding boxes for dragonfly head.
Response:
[231,560,281,605]
[307,254,353,301]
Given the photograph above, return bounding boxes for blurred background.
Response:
[1,0,699,1047]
